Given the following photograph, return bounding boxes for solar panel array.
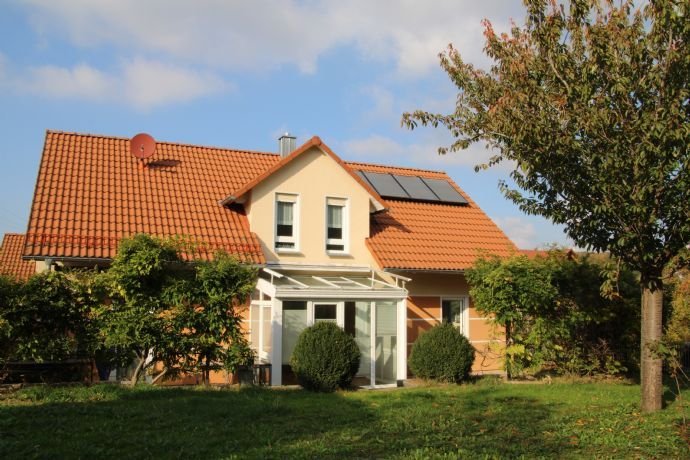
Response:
[357,171,468,205]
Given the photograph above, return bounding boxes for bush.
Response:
[290,322,361,392]
[409,323,475,383]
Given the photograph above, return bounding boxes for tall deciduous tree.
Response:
[403,0,689,411]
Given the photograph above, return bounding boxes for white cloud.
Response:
[121,58,229,110]
[493,216,539,250]
[341,133,514,172]
[21,0,525,77]
[22,63,114,101]
[13,58,228,110]
[493,215,578,250]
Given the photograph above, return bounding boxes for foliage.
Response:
[0,271,97,366]
[1,382,688,458]
[666,274,690,345]
[97,234,257,385]
[223,338,256,374]
[96,234,183,383]
[409,323,475,383]
[166,251,257,383]
[467,252,639,377]
[0,275,21,365]
[290,322,361,392]
[660,272,690,385]
[403,0,690,411]
[0,234,256,385]
[465,254,557,377]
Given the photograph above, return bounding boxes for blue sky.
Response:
[0,0,574,249]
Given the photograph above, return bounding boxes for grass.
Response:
[0,379,688,459]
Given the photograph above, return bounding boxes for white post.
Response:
[370,301,376,387]
[397,297,408,384]
[270,299,283,386]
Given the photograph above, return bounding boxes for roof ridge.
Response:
[45,130,280,157]
[345,160,448,176]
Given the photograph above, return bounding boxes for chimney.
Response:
[278,132,296,157]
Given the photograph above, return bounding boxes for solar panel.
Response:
[360,172,409,199]
[355,170,373,188]
[420,178,468,204]
[393,175,439,201]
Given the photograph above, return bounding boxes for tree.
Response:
[666,272,690,346]
[97,234,257,385]
[97,234,183,384]
[465,254,558,377]
[403,0,689,411]
[166,251,257,384]
[467,252,640,377]
[0,272,95,364]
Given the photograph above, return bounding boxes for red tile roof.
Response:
[348,163,517,270]
[521,248,576,260]
[223,136,386,211]
[25,130,516,270]
[0,233,35,280]
[520,249,549,259]
[25,131,279,262]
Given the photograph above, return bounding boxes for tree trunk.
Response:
[129,354,146,386]
[505,320,512,380]
[641,285,664,412]
[151,368,167,385]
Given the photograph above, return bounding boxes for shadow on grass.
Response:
[0,384,572,459]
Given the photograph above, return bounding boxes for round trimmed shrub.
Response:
[290,322,361,392]
[409,323,475,383]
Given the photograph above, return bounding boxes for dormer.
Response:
[221,137,386,266]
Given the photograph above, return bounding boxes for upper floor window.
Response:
[326,197,347,253]
[275,193,299,251]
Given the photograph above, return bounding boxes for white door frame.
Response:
[271,297,407,387]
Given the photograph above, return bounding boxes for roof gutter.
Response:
[384,268,466,275]
[22,255,112,264]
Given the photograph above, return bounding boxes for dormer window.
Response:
[326,197,348,253]
[275,193,299,251]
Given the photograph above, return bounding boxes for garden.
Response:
[0,379,688,458]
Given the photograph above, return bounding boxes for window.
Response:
[314,303,337,323]
[282,301,307,363]
[442,298,466,335]
[275,193,298,251]
[250,289,273,361]
[326,197,347,253]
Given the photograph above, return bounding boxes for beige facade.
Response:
[246,146,379,268]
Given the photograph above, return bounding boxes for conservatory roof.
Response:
[259,267,408,299]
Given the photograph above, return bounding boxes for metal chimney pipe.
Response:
[278,133,296,157]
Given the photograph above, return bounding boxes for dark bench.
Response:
[1,358,94,384]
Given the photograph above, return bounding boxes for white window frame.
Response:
[274,192,300,253]
[250,290,273,361]
[324,196,349,255]
[440,296,469,337]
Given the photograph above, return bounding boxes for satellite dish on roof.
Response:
[130,133,156,159]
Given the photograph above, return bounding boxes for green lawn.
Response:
[0,379,688,459]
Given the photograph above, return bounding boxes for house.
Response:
[0,233,35,281]
[20,130,516,387]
